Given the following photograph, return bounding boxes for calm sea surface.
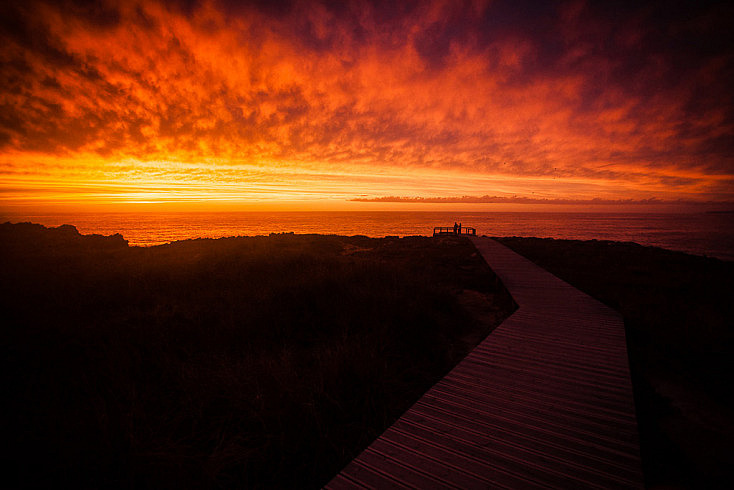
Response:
[2,211,733,261]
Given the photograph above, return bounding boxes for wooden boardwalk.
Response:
[326,238,643,489]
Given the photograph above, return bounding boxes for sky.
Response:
[1,0,733,212]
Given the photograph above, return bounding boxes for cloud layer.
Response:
[1,0,733,207]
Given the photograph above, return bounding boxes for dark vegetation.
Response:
[496,237,734,488]
[1,222,515,489]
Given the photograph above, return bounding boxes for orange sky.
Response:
[1,0,733,212]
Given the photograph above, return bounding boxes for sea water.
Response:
[2,211,733,261]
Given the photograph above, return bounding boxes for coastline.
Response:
[2,223,732,487]
[2,210,732,260]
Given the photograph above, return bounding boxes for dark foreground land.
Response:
[497,237,734,488]
[1,223,514,489]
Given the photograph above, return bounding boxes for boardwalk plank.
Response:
[325,238,643,489]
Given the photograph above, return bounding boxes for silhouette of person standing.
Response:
[459,222,462,234]
[453,222,458,234]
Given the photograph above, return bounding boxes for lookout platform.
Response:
[326,237,642,488]
[433,226,476,237]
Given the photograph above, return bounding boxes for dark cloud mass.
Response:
[0,0,732,204]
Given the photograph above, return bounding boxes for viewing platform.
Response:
[433,226,477,237]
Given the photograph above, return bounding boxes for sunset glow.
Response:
[1,0,733,211]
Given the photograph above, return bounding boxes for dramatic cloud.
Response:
[1,0,733,208]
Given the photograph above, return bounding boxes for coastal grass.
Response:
[496,236,734,488]
[2,223,514,489]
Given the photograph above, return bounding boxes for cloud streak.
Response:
[351,194,733,206]
[0,0,732,207]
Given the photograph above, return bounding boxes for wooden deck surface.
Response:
[326,237,643,489]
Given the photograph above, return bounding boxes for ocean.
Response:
[2,211,733,261]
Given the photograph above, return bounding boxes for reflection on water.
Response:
[2,211,733,260]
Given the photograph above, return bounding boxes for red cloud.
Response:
[0,0,732,206]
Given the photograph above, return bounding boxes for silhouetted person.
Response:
[453,222,458,234]
[459,222,462,234]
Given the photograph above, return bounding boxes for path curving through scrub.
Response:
[327,237,643,488]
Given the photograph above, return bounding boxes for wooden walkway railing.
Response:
[433,227,477,237]
[326,237,642,488]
